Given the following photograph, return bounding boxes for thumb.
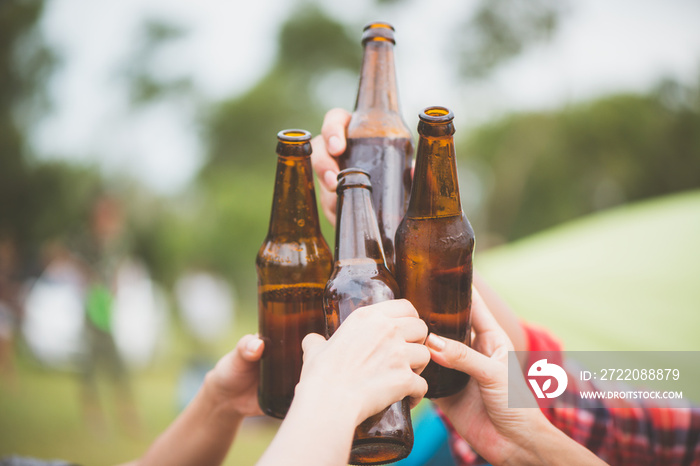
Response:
[425,333,499,387]
[212,334,263,379]
[236,334,264,363]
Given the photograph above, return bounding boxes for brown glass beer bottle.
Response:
[257,129,333,419]
[395,107,475,399]
[339,22,414,273]
[324,168,413,465]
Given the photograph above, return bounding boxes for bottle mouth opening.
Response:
[419,106,454,123]
[277,129,312,143]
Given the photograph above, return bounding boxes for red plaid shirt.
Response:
[445,323,700,465]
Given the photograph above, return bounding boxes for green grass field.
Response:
[477,189,700,351]
[1,190,698,465]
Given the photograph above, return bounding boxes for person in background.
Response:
[0,236,20,386]
[78,194,139,434]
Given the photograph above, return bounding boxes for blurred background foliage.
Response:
[1,0,699,463]
[460,83,700,244]
[457,0,567,78]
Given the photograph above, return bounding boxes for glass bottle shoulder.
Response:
[327,259,398,292]
[256,237,332,269]
[396,212,475,247]
[325,273,398,309]
[348,110,413,139]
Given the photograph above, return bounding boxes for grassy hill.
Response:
[477,189,700,351]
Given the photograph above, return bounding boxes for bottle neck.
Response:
[267,153,323,239]
[406,129,462,218]
[334,185,387,263]
[354,40,400,114]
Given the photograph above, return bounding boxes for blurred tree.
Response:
[0,0,104,271]
[190,6,359,299]
[459,78,700,245]
[457,0,568,78]
[363,0,568,79]
[0,0,47,253]
[121,6,359,300]
[122,19,194,106]
[202,5,360,171]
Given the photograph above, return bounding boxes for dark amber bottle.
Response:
[257,129,333,419]
[339,22,414,273]
[324,168,413,465]
[395,107,475,399]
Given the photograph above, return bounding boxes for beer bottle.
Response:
[395,107,475,399]
[324,168,413,465]
[339,21,414,273]
[257,129,333,419]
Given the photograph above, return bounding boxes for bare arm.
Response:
[122,335,264,466]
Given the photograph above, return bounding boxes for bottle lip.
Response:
[362,22,395,44]
[336,168,372,192]
[277,129,312,143]
[363,21,395,32]
[419,106,454,123]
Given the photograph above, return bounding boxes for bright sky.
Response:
[35,0,700,194]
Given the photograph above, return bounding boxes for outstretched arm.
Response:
[125,334,264,466]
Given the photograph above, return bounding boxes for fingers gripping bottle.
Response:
[324,169,413,465]
[395,107,475,399]
[257,129,333,419]
[339,22,414,273]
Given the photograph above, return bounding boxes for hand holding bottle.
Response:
[206,334,265,418]
[301,299,430,423]
[313,22,413,273]
[324,168,415,463]
[311,108,351,225]
[258,299,430,466]
[426,290,605,466]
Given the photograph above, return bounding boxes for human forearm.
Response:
[500,416,607,466]
[256,379,358,466]
[136,373,243,466]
